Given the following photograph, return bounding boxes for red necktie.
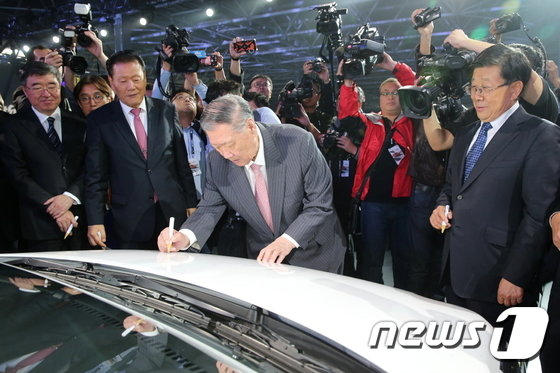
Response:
[250,163,273,232]
[130,108,148,159]
[6,344,61,373]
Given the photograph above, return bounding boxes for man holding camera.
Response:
[85,51,197,250]
[339,52,416,288]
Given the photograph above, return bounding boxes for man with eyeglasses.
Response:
[429,45,560,348]
[338,52,416,288]
[0,62,87,251]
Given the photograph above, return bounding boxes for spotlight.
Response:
[22,45,30,52]
[206,8,214,17]
[139,17,148,26]
[266,0,273,2]
[52,35,60,43]
[100,29,108,37]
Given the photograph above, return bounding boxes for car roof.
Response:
[0,250,499,373]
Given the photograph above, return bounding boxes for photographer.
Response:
[302,58,336,118]
[339,52,416,288]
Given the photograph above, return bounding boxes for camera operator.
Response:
[339,51,416,288]
[421,28,559,152]
[152,43,209,102]
[302,58,336,118]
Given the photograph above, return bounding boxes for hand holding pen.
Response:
[430,204,452,232]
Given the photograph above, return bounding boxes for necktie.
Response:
[130,108,148,159]
[6,344,60,373]
[46,117,62,157]
[250,163,273,232]
[463,122,492,183]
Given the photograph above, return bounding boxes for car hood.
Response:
[0,250,499,373]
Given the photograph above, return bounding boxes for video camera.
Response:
[57,27,88,75]
[73,3,98,48]
[278,75,315,119]
[398,44,476,122]
[314,2,347,37]
[337,24,385,78]
[494,13,522,34]
[413,7,441,29]
[159,25,200,73]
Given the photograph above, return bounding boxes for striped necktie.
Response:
[463,122,492,183]
[46,116,62,157]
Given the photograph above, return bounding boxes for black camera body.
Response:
[57,28,88,75]
[311,57,325,73]
[322,129,343,151]
[314,2,347,36]
[494,13,522,34]
[413,7,441,29]
[73,3,98,48]
[398,44,472,122]
[160,25,200,73]
[278,76,314,119]
[340,24,385,78]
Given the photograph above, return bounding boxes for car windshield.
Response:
[0,258,379,373]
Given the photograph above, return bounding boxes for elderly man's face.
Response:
[109,61,147,108]
[470,65,521,123]
[22,73,61,115]
[206,119,259,167]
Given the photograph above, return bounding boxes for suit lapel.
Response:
[259,123,285,235]
[460,108,523,191]
[146,97,164,166]
[112,100,146,160]
[19,107,60,158]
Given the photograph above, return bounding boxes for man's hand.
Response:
[303,60,329,83]
[551,213,560,249]
[497,278,524,307]
[183,72,200,89]
[429,205,452,231]
[546,60,560,89]
[336,135,358,155]
[44,194,74,219]
[43,51,63,68]
[9,277,43,290]
[257,236,295,264]
[55,210,77,233]
[157,227,190,252]
[83,31,108,65]
[375,52,397,72]
[229,37,247,60]
[160,44,174,72]
[87,224,107,247]
[443,29,470,49]
[488,18,503,43]
[123,315,156,334]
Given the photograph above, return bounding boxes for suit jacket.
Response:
[0,106,86,240]
[85,97,197,243]
[437,106,560,302]
[183,122,346,273]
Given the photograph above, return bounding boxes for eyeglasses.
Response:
[172,94,196,102]
[379,91,398,96]
[465,82,509,96]
[252,82,271,89]
[26,84,60,94]
[79,93,108,104]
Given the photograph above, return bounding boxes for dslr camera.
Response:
[398,44,475,122]
[159,25,200,73]
[57,27,88,75]
[339,24,385,78]
[278,75,315,119]
[73,3,98,48]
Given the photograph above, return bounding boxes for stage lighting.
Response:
[52,35,60,43]
[100,29,108,37]
[22,45,30,52]
[139,17,148,26]
[206,8,214,17]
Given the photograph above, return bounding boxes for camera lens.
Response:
[77,32,92,48]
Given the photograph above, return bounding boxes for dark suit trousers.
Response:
[541,262,560,373]
[24,232,85,252]
[116,202,166,250]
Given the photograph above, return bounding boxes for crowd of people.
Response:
[1,7,560,372]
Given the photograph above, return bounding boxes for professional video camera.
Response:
[398,44,476,122]
[57,27,88,75]
[494,13,522,34]
[73,3,98,48]
[314,2,347,40]
[337,24,385,78]
[159,25,200,73]
[278,75,314,119]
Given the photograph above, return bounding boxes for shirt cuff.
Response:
[63,192,81,205]
[19,288,41,293]
[281,233,299,249]
[140,328,160,337]
[179,228,201,252]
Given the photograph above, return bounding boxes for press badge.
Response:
[388,145,405,165]
[339,160,350,177]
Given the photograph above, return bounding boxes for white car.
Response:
[0,250,500,372]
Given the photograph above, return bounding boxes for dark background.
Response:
[1,0,559,111]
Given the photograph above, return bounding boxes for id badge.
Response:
[339,160,350,178]
[388,145,405,165]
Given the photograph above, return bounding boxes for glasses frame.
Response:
[465,82,509,96]
[78,93,109,104]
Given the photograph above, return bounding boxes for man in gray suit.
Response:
[158,94,346,273]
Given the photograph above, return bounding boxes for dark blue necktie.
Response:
[463,122,492,183]
[46,116,62,157]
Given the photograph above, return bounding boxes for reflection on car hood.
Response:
[0,250,499,373]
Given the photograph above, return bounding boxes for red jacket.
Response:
[338,62,416,200]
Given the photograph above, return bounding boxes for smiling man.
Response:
[84,50,197,250]
[430,44,560,328]
[0,62,86,251]
[158,94,346,273]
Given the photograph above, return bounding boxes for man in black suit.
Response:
[430,44,560,324]
[85,50,197,249]
[0,62,86,251]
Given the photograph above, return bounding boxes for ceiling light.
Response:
[22,45,30,52]
[139,17,148,26]
[100,29,108,37]
[52,36,60,43]
[206,8,214,17]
